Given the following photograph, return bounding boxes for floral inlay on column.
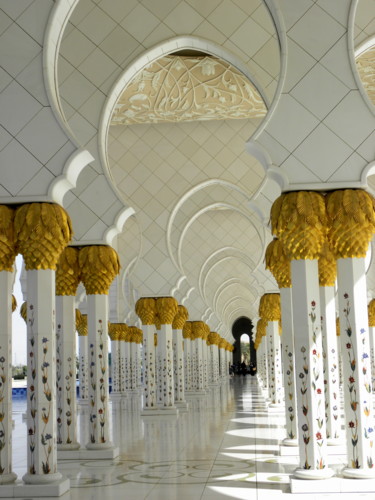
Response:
[327,189,375,478]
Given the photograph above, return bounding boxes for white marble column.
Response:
[119,334,126,395]
[0,271,17,484]
[291,259,333,479]
[183,322,193,393]
[337,258,375,477]
[23,270,62,484]
[108,324,122,401]
[172,308,188,410]
[267,320,283,409]
[140,324,157,412]
[156,323,176,412]
[86,294,114,451]
[77,319,89,404]
[320,285,342,445]
[192,323,206,394]
[368,299,375,395]
[56,295,79,451]
[280,288,298,445]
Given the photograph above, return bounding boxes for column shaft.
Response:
[142,325,156,409]
[268,320,283,407]
[280,288,298,443]
[337,257,375,476]
[86,294,113,449]
[0,271,16,483]
[78,335,88,403]
[320,285,341,444]
[291,259,331,477]
[24,270,62,483]
[56,295,79,450]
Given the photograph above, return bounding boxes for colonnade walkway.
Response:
[8,377,375,500]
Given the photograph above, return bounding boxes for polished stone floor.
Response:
[7,377,375,499]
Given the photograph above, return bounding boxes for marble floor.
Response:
[7,377,375,499]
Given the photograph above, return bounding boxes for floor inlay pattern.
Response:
[6,378,375,499]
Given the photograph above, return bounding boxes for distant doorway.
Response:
[231,317,256,370]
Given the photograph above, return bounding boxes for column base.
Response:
[57,442,80,451]
[0,472,17,484]
[342,467,375,479]
[110,392,123,402]
[282,438,298,447]
[327,438,344,447]
[1,477,70,497]
[175,401,189,412]
[141,407,178,416]
[186,390,206,397]
[293,467,335,480]
[267,403,284,412]
[59,447,119,460]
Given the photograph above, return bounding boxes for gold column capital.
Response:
[12,294,17,313]
[208,332,219,345]
[318,242,337,287]
[270,191,327,260]
[20,301,27,323]
[326,189,375,258]
[56,246,81,296]
[259,293,281,322]
[192,321,205,339]
[182,321,192,339]
[79,245,120,295]
[256,318,267,337]
[155,297,178,324]
[77,314,88,337]
[108,322,127,341]
[265,238,291,288]
[172,305,189,329]
[75,309,82,331]
[14,203,72,270]
[0,205,16,272]
[368,299,375,328]
[218,338,226,349]
[135,297,156,325]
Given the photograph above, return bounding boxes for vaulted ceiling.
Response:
[1,0,373,340]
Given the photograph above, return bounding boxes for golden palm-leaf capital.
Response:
[75,309,82,330]
[271,191,327,260]
[318,242,337,287]
[259,293,281,321]
[172,304,189,329]
[326,189,375,258]
[77,314,88,336]
[265,238,291,288]
[56,246,81,296]
[135,297,156,325]
[20,301,27,323]
[192,321,205,339]
[14,203,72,270]
[155,297,178,324]
[368,299,375,327]
[79,245,120,295]
[12,294,17,313]
[182,321,192,339]
[218,338,226,348]
[0,205,16,272]
[108,322,127,341]
[256,318,267,337]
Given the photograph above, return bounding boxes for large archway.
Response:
[232,316,256,369]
